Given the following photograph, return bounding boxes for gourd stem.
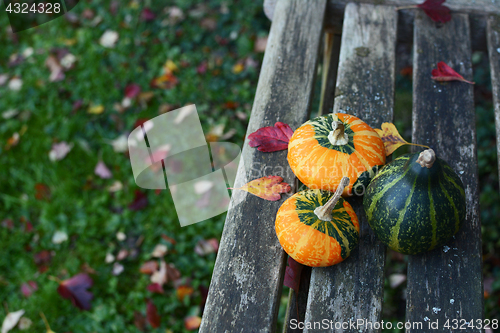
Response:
[328,121,349,146]
[416,148,436,169]
[314,177,350,221]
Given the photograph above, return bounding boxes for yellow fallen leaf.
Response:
[88,104,104,114]
[232,63,244,74]
[375,122,428,156]
[229,176,291,201]
[164,59,178,73]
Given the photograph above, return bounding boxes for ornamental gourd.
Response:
[363,149,466,255]
[275,177,359,267]
[288,113,385,196]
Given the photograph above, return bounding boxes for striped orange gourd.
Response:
[288,113,385,196]
[275,178,359,267]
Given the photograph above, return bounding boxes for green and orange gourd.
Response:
[287,113,386,196]
[275,177,360,267]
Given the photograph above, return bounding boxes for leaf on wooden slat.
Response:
[397,0,451,24]
[283,257,303,293]
[229,176,291,201]
[431,61,475,84]
[375,123,429,156]
[248,122,294,152]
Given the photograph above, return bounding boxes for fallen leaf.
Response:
[128,190,148,211]
[197,61,207,74]
[116,249,129,261]
[161,234,176,245]
[146,299,161,328]
[150,72,178,89]
[176,285,194,301]
[88,104,105,114]
[110,134,128,152]
[34,250,52,271]
[283,257,303,292]
[229,176,291,201]
[389,273,407,288]
[140,261,158,274]
[52,230,68,244]
[1,309,25,333]
[232,63,244,74]
[375,123,429,156]
[116,232,126,241]
[164,59,178,73]
[417,0,451,23]
[105,253,115,263]
[99,30,119,48]
[45,55,64,82]
[21,281,38,298]
[184,316,202,330]
[112,262,124,276]
[57,273,94,310]
[431,61,475,84]
[8,77,22,91]
[194,238,219,256]
[254,36,268,53]
[49,141,73,161]
[2,109,18,119]
[94,160,113,179]
[60,53,76,69]
[0,74,8,86]
[151,244,167,259]
[34,183,51,201]
[17,317,31,330]
[248,122,294,152]
[150,260,167,286]
[141,8,156,21]
[147,283,164,294]
[5,132,19,150]
[107,181,123,192]
[125,84,141,99]
[166,263,181,283]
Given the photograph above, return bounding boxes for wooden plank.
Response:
[302,4,397,332]
[264,0,493,51]
[199,1,326,332]
[487,16,500,188]
[407,12,483,331]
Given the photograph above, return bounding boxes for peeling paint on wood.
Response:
[407,13,483,331]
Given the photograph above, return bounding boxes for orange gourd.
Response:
[288,113,385,196]
[275,178,359,267]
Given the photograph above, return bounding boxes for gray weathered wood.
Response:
[199,1,326,332]
[407,12,483,331]
[487,16,500,189]
[264,0,494,51]
[302,4,397,332]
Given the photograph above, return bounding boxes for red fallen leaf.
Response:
[229,176,291,201]
[128,190,148,211]
[34,250,52,272]
[146,299,161,328]
[125,84,141,99]
[166,263,181,283]
[57,273,93,310]
[21,280,38,297]
[223,101,239,110]
[431,61,475,84]
[418,0,451,23]
[147,283,164,294]
[140,261,158,274]
[141,8,156,21]
[197,61,207,74]
[161,234,176,245]
[248,122,294,152]
[34,183,51,201]
[133,118,149,129]
[184,316,202,330]
[283,257,303,293]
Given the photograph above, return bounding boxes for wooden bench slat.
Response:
[302,4,397,332]
[407,13,483,330]
[199,1,326,332]
[486,16,500,189]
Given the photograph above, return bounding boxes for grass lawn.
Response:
[0,1,499,332]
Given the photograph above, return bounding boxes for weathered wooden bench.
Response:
[200,1,500,332]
